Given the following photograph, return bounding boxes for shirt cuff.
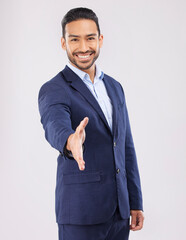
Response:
[61,142,85,159]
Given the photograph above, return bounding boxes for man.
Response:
[38,7,144,240]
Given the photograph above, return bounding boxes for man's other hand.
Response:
[66,117,89,171]
[130,210,144,231]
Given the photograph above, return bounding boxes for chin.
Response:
[75,61,95,71]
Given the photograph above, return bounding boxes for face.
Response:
[61,19,103,72]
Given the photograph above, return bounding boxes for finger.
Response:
[74,146,85,171]
[77,157,85,171]
[130,214,137,230]
[130,215,144,231]
[78,162,85,171]
[136,215,144,229]
[130,221,143,231]
[82,117,89,128]
[74,153,85,171]
[77,117,89,132]
[131,225,142,231]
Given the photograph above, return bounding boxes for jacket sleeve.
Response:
[38,82,75,155]
[119,83,143,211]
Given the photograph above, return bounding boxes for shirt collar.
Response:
[67,62,104,83]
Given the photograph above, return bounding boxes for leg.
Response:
[58,207,130,240]
[58,214,115,240]
[105,207,130,240]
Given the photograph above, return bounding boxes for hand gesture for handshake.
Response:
[66,117,89,171]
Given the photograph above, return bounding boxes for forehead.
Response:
[65,19,98,37]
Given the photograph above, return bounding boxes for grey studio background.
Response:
[0,0,186,239]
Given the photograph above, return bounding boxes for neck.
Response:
[82,64,96,84]
[70,62,96,84]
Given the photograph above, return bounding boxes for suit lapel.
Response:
[102,75,119,139]
[61,66,119,137]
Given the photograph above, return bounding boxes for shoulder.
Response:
[38,70,71,115]
[38,69,71,100]
[39,72,62,92]
[38,69,72,110]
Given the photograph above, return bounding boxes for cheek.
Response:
[66,45,74,55]
[89,42,98,51]
[69,44,80,55]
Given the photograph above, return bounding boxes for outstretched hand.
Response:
[66,117,89,171]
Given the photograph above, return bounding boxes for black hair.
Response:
[61,7,101,37]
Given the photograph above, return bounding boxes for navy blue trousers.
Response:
[58,206,130,240]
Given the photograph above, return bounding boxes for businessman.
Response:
[38,7,144,240]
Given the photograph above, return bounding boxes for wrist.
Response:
[66,133,74,151]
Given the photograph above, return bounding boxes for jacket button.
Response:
[114,142,116,147]
[116,168,120,174]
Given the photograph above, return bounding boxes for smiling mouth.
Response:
[75,52,94,60]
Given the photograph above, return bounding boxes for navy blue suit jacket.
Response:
[38,65,143,225]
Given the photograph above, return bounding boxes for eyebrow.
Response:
[68,33,98,38]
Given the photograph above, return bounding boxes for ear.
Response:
[61,37,66,50]
[99,34,103,48]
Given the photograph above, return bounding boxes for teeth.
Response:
[77,54,90,59]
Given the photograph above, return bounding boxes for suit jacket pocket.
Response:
[63,171,101,185]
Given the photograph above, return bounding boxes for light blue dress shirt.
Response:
[67,62,113,132]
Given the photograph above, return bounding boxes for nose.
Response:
[79,39,89,52]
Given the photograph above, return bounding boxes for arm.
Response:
[119,83,144,230]
[124,101,143,211]
[38,82,88,170]
[38,83,75,153]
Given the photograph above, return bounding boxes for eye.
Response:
[71,38,78,42]
[88,37,95,40]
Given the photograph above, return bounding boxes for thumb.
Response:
[81,117,89,128]
[77,117,89,133]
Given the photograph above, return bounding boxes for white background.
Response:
[0,0,186,239]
